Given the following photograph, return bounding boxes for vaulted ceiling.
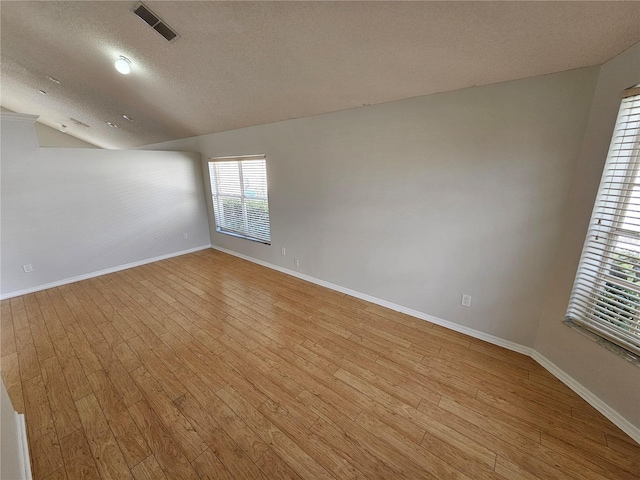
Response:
[2,1,639,149]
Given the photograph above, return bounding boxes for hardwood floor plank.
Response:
[46,288,77,330]
[52,336,93,402]
[217,385,334,480]
[130,367,207,462]
[41,355,82,438]
[35,291,67,342]
[127,335,186,401]
[302,396,427,479]
[1,300,17,356]
[128,400,200,480]
[258,398,366,479]
[59,428,101,480]
[30,423,64,480]
[42,468,68,480]
[112,341,144,373]
[605,431,640,457]
[335,368,496,468]
[87,369,151,468]
[355,410,483,480]
[15,325,41,382]
[10,296,30,331]
[131,455,168,480]
[23,374,55,437]
[59,286,105,345]
[540,431,639,479]
[431,397,613,480]
[75,394,134,480]
[494,455,538,480]
[256,449,304,480]
[190,449,234,480]
[93,341,144,407]
[174,393,268,480]
[67,331,102,378]
[176,366,267,462]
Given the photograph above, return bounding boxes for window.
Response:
[207,155,271,244]
[566,88,640,359]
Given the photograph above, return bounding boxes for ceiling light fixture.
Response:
[59,124,68,132]
[106,122,118,128]
[38,89,48,95]
[114,56,131,75]
[46,75,60,84]
[122,114,134,122]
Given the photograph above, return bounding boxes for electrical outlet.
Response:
[294,258,300,267]
[182,233,188,239]
[281,247,286,256]
[461,294,472,307]
[23,264,33,273]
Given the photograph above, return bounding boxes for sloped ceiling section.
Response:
[1,1,639,149]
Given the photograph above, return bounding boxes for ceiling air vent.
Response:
[132,2,178,42]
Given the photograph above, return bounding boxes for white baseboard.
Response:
[209,245,533,356]
[0,245,212,300]
[532,352,640,444]
[16,412,32,480]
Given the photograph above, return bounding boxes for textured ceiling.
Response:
[1,1,639,149]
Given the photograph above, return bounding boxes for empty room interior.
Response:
[1,1,640,479]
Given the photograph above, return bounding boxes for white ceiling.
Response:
[1,1,639,149]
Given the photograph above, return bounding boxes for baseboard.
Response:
[0,245,212,300]
[209,245,533,356]
[532,352,640,444]
[16,412,32,480]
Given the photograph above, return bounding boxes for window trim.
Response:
[207,154,271,245]
[565,88,640,363]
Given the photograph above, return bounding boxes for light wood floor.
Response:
[1,249,638,480]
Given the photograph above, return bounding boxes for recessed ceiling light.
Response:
[106,122,118,128]
[122,114,134,122]
[46,75,60,84]
[114,56,131,75]
[38,89,48,95]
[59,124,68,132]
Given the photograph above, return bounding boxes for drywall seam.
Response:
[17,412,31,480]
[209,245,533,355]
[0,245,212,300]
[210,244,640,443]
[532,351,640,444]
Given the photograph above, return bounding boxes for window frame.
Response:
[207,154,272,245]
[565,88,640,363]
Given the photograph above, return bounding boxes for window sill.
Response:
[564,319,640,367]
[215,228,271,245]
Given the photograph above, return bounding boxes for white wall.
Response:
[1,381,28,480]
[0,113,211,297]
[144,67,599,348]
[535,44,640,430]
[1,107,98,148]
[34,122,99,149]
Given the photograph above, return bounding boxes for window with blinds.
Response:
[566,89,640,359]
[208,155,271,244]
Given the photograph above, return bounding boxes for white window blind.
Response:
[566,90,640,357]
[208,155,271,244]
